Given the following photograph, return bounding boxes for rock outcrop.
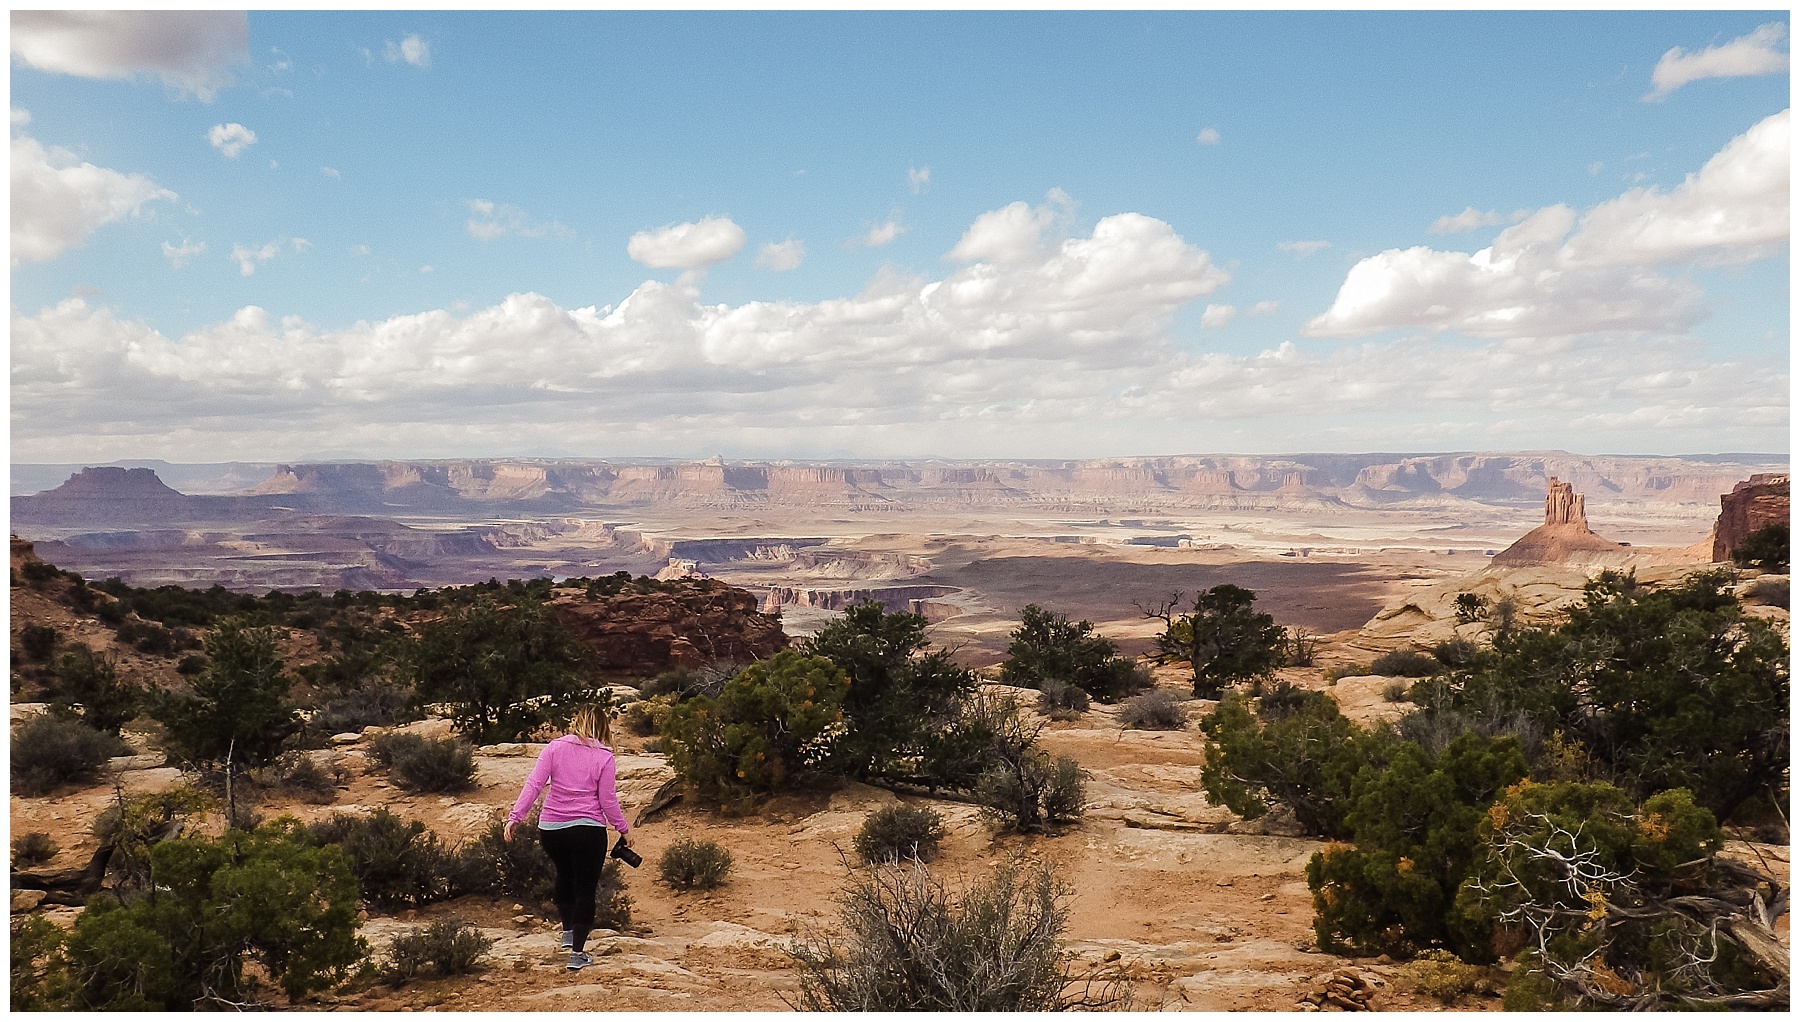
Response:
[551,578,788,674]
[1490,478,1629,567]
[1712,474,1790,563]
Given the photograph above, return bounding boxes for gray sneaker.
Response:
[566,951,592,972]
[560,930,574,950]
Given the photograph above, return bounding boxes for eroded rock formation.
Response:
[551,578,788,674]
[1712,474,1790,563]
[1490,477,1629,567]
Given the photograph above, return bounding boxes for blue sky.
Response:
[10,11,1791,462]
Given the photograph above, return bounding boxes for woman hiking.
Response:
[505,703,631,971]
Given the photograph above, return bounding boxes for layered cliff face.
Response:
[1490,478,1630,567]
[1712,474,1790,563]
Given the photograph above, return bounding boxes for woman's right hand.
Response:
[503,821,517,844]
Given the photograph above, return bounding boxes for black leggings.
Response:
[538,825,609,951]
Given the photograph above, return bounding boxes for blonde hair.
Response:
[568,703,613,747]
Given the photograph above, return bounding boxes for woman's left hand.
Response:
[503,821,518,844]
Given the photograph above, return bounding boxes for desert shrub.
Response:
[1747,574,1788,608]
[20,559,64,585]
[1381,680,1411,703]
[367,733,477,793]
[1305,732,1528,961]
[854,804,946,863]
[1199,691,1378,839]
[1732,521,1789,573]
[1035,678,1090,719]
[176,653,207,675]
[1395,949,1494,1002]
[11,714,126,796]
[1147,584,1286,698]
[1422,569,1788,820]
[263,751,344,804]
[999,604,1145,702]
[64,820,365,1009]
[953,692,1085,833]
[789,858,1127,1010]
[804,602,977,781]
[93,787,214,894]
[640,662,738,702]
[1453,592,1488,624]
[51,645,139,735]
[1369,649,1439,678]
[1282,626,1319,667]
[115,616,183,655]
[661,650,850,808]
[1430,638,1479,668]
[402,596,599,744]
[308,682,420,737]
[152,618,298,769]
[1458,782,1773,1009]
[621,698,665,735]
[310,808,455,909]
[12,913,70,1009]
[658,837,733,890]
[1117,688,1186,730]
[13,831,60,866]
[19,623,59,661]
[386,920,492,983]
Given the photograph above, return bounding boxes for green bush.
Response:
[789,858,1126,1010]
[262,751,344,804]
[1199,691,1375,839]
[1149,584,1286,698]
[152,618,298,769]
[12,913,70,1010]
[61,819,366,1009]
[854,804,946,863]
[1459,782,1761,1009]
[1116,688,1186,730]
[386,920,492,982]
[1453,592,1488,625]
[308,682,420,737]
[51,645,139,735]
[19,623,58,661]
[368,733,477,793]
[309,809,456,909]
[92,787,214,895]
[661,650,850,809]
[402,596,598,744]
[1430,638,1479,668]
[1423,569,1788,820]
[1369,649,1439,678]
[804,602,977,782]
[658,837,733,890]
[1381,680,1411,703]
[13,830,59,866]
[1000,605,1146,702]
[1305,732,1528,961]
[955,693,1085,833]
[1035,678,1089,719]
[1732,522,1789,572]
[1394,949,1494,1002]
[11,714,126,796]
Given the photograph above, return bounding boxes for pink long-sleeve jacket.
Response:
[508,735,630,833]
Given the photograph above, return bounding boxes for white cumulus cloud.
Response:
[627,216,745,269]
[946,190,1073,265]
[1199,304,1236,329]
[11,107,30,127]
[161,238,205,269]
[385,35,431,68]
[11,11,248,101]
[1305,110,1788,341]
[1277,240,1330,258]
[321,166,341,179]
[755,238,805,271]
[206,122,256,158]
[1247,301,1279,317]
[908,166,931,194]
[1645,22,1788,101]
[857,218,906,249]
[465,199,571,242]
[11,133,175,266]
[1196,127,1221,145]
[1427,207,1524,234]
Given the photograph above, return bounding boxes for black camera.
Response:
[610,841,643,869]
